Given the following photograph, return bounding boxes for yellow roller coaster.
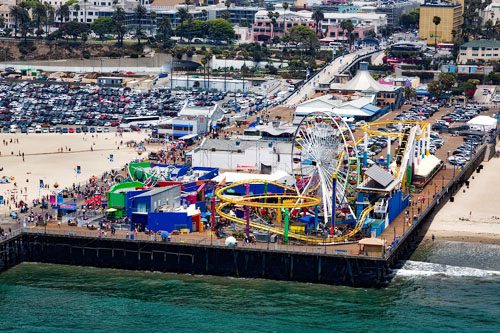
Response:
[215,179,374,243]
[214,118,430,244]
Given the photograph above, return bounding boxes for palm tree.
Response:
[432,16,441,49]
[135,4,147,45]
[267,11,279,42]
[282,2,288,34]
[113,6,126,45]
[44,3,55,34]
[17,6,31,42]
[158,17,172,43]
[72,4,80,22]
[9,6,21,38]
[201,52,210,91]
[33,2,47,37]
[177,6,191,30]
[340,19,354,49]
[56,4,70,26]
[311,8,324,37]
[223,0,231,22]
[83,0,88,24]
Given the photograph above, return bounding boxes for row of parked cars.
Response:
[395,101,440,122]
[0,80,270,131]
[447,135,484,166]
[0,81,195,130]
[432,104,487,132]
[3,125,111,134]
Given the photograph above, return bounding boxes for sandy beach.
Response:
[426,146,500,244]
[0,132,149,216]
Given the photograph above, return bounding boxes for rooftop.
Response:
[131,185,180,199]
[461,40,500,49]
[196,138,291,154]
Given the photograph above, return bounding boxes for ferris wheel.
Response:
[291,111,359,226]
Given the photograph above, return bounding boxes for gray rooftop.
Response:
[198,138,292,153]
[131,185,180,198]
[364,165,395,188]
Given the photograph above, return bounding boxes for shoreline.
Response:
[0,132,149,215]
[423,231,500,245]
[424,146,500,246]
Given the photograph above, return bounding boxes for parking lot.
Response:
[379,100,496,167]
[0,80,285,135]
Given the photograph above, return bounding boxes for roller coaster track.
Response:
[216,200,374,244]
[215,179,374,243]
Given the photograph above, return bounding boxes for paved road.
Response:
[285,49,378,107]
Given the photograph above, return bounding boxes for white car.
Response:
[96,127,103,133]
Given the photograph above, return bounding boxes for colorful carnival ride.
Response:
[128,162,218,187]
[216,112,434,244]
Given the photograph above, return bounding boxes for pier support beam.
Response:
[386,136,391,167]
[284,208,290,244]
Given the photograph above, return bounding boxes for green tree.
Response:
[400,8,419,29]
[206,19,234,42]
[33,2,47,37]
[56,4,70,25]
[44,2,55,35]
[428,73,456,98]
[91,17,114,40]
[427,80,442,98]
[17,6,31,42]
[462,0,492,41]
[221,10,231,21]
[9,5,23,38]
[404,86,416,100]
[158,17,173,43]
[61,21,89,41]
[177,7,192,26]
[267,11,279,41]
[113,7,126,46]
[282,2,289,34]
[311,8,324,37]
[72,3,80,21]
[340,19,354,49]
[287,25,319,52]
[135,4,147,45]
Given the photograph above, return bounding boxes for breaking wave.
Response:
[394,260,500,278]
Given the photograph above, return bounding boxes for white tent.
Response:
[467,116,497,131]
[415,155,443,177]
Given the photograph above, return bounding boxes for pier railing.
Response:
[16,226,364,257]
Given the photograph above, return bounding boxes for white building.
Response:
[294,95,382,123]
[480,0,500,25]
[169,76,250,93]
[158,103,224,139]
[322,12,387,33]
[190,138,293,173]
[458,40,500,64]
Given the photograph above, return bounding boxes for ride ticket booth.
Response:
[358,238,386,256]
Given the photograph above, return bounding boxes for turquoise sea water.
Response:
[0,241,499,333]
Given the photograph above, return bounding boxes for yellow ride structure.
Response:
[214,117,431,244]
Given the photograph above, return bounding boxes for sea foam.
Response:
[394,260,500,278]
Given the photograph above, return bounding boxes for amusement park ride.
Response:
[215,111,433,244]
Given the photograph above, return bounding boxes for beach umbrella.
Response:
[225,236,237,247]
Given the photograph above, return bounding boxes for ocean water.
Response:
[0,241,499,333]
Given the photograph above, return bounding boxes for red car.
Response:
[68,128,75,133]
